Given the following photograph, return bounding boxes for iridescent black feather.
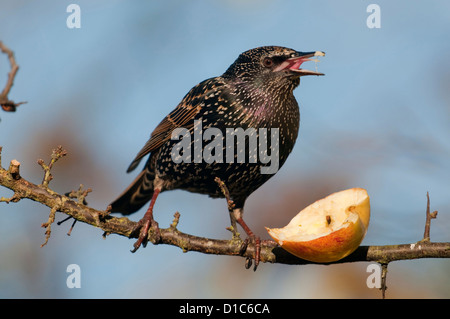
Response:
[111,46,323,216]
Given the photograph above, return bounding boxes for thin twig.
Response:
[215,177,239,239]
[0,41,26,112]
[214,177,235,212]
[380,263,388,299]
[170,212,181,230]
[38,146,67,188]
[41,206,58,247]
[66,184,92,205]
[423,192,438,242]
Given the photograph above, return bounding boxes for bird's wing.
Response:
[126,77,223,172]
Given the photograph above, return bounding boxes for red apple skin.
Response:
[267,213,366,263]
[266,188,370,263]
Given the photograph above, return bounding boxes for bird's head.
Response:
[223,46,325,90]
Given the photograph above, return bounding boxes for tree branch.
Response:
[1,145,449,268]
[423,192,438,242]
[0,41,26,112]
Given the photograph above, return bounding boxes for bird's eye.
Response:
[262,57,273,68]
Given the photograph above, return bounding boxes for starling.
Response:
[110,46,324,269]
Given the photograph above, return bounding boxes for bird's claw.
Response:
[239,235,261,271]
[131,218,161,253]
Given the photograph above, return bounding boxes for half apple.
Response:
[266,188,370,263]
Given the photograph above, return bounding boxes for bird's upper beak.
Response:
[274,51,325,76]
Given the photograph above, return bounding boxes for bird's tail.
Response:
[109,169,155,215]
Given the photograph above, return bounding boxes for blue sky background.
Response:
[0,1,449,298]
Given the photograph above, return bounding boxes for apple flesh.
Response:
[266,188,370,263]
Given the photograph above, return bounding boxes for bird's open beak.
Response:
[274,51,325,76]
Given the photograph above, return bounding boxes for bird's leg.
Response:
[131,188,161,252]
[215,177,260,269]
[232,208,261,271]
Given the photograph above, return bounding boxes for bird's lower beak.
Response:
[274,51,325,76]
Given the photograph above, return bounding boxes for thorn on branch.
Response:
[57,215,78,236]
[38,146,67,188]
[380,263,388,299]
[66,218,77,236]
[57,215,72,226]
[422,192,438,242]
[0,41,27,112]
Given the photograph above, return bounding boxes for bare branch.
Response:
[215,176,239,239]
[41,206,58,247]
[1,146,449,270]
[37,145,67,188]
[0,41,27,112]
[423,192,438,242]
[380,263,388,299]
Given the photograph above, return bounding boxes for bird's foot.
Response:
[131,216,161,253]
[130,189,161,253]
[228,207,261,271]
[239,234,261,271]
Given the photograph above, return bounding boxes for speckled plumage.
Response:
[110,46,324,260]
